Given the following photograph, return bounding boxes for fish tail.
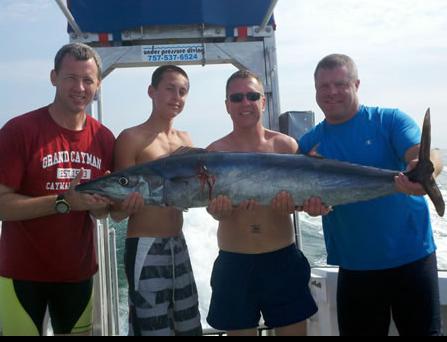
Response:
[405,108,445,217]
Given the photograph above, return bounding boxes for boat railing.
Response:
[93,219,120,336]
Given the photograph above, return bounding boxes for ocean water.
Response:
[112,150,447,335]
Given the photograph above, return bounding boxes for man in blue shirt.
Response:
[299,54,443,336]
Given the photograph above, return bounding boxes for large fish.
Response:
[76,109,445,216]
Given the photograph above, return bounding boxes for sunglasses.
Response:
[228,92,262,103]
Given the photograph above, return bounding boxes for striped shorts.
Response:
[124,234,202,336]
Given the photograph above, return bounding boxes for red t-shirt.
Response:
[0,106,115,282]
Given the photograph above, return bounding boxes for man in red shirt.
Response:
[0,43,115,336]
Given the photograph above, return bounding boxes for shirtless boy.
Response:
[111,65,202,336]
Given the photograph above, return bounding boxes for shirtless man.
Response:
[111,65,202,336]
[206,70,318,336]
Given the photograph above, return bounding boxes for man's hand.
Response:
[299,197,332,217]
[207,195,234,221]
[65,169,112,212]
[238,199,259,212]
[271,191,296,215]
[395,173,426,196]
[118,192,146,216]
[109,192,145,223]
[395,158,426,196]
[396,146,444,196]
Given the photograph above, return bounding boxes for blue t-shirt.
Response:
[299,105,435,270]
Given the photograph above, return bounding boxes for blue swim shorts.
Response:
[207,244,318,331]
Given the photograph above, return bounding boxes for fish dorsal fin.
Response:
[171,146,208,156]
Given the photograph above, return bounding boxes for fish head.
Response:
[75,170,165,205]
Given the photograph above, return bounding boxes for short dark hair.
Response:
[54,43,102,80]
[226,70,264,97]
[151,65,189,89]
[314,54,358,81]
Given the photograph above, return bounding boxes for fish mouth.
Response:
[75,182,108,196]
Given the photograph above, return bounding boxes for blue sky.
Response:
[1,0,446,148]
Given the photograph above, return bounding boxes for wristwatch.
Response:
[55,194,71,214]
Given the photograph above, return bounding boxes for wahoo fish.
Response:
[76,109,444,217]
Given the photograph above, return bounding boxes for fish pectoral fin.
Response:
[171,146,208,156]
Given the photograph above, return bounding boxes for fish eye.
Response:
[118,177,129,187]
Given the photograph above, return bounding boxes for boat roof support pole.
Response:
[260,0,279,31]
[263,34,281,131]
[55,0,83,36]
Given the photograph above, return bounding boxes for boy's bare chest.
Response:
[137,134,188,163]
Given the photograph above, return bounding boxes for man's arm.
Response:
[0,183,58,221]
[430,149,444,178]
[395,145,443,195]
[0,171,111,222]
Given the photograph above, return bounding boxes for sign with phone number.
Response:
[142,44,205,63]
